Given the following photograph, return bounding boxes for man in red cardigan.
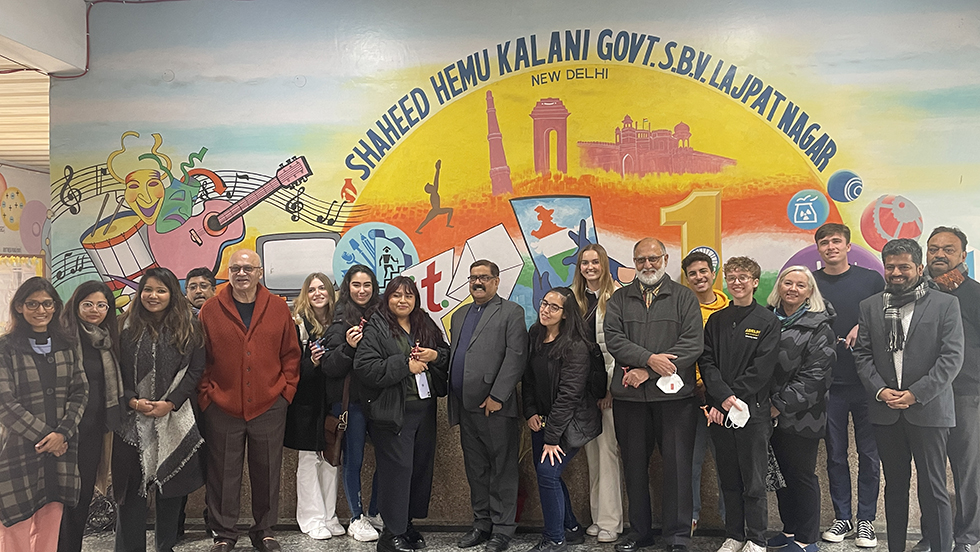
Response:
[198,249,301,552]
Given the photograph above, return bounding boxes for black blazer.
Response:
[854,289,963,427]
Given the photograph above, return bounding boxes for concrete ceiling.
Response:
[0,57,50,172]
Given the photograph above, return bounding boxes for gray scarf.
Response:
[118,330,203,496]
[76,321,124,430]
[882,279,929,352]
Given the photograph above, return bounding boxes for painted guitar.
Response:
[149,156,312,276]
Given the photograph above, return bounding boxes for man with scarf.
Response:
[913,227,980,552]
[854,238,964,552]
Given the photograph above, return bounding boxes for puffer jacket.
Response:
[522,330,601,449]
[769,303,837,439]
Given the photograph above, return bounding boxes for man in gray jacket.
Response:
[604,238,705,552]
[854,238,964,552]
[449,260,528,552]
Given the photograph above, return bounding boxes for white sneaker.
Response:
[742,542,766,552]
[718,538,746,552]
[597,530,618,543]
[586,524,600,537]
[855,520,878,548]
[307,526,332,540]
[822,519,854,543]
[365,513,384,531]
[325,517,347,536]
[348,515,380,542]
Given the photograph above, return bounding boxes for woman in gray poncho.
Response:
[114,268,206,552]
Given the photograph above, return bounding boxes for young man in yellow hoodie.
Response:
[682,251,730,534]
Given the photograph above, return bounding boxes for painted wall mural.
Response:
[47,0,980,326]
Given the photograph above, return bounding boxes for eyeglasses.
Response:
[633,254,665,266]
[80,301,110,312]
[725,274,754,284]
[467,274,496,283]
[539,299,564,314]
[229,265,260,274]
[23,300,55,311]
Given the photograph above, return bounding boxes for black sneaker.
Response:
[565,526,585,545]
[530,540,568,552]
[821,519,853,543]
[855,520,878,548]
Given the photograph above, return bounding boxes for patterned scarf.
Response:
[118,330,203,496]
[882,279,929,352]
[927,262,969,292]
[774,302,809,330]
[76,321,125,431]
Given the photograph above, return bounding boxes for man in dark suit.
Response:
[449,260,528,552]
[854,238,964,552]
[916,227,980,552]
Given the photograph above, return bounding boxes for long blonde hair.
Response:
[571,244,617,317]
[292,272,336,339]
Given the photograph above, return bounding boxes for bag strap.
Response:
[342,374,351,411]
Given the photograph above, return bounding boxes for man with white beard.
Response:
[604,238,705,552]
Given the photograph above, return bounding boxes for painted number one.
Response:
[660,190,723,288]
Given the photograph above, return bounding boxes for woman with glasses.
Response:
[570,245,623,543]
[58,281,124,552]
[284,272,346,541]
[323,265,382,541]
[114,268,206,552]
[523,287,601,552]
[0,277,87,551]
[765,266,836,552]
[354,276,448,552]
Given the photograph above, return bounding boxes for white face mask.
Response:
[656,373,684,394]
[724,398,751,429]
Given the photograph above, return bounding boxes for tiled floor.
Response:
[81,527,920,552]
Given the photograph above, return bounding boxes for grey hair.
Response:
[767,265,826,313]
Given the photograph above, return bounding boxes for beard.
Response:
[636,265,667,286]
[886,276,920,295]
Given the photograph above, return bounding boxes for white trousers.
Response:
[584,405,624,533]
[295,450,340,534]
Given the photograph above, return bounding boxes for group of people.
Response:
[0,221,976,552]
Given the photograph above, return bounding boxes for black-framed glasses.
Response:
[467,274,496,283]
[24,300,55,311]
[80,301,110,312]
[539,299,564,314]
[229,265,260,274]
[633,254,665,266]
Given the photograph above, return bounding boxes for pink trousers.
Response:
[0,502,64,552]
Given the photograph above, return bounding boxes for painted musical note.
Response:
[60,165,82,215]
[341,178,358,202]
[228,173,249,198]
[285,186,305,222]
[316,200,347,225]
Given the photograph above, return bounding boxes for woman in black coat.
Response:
[58,280,124,552]
[354,276,449,552]
[283,272,347,540]
[114,268,206,552]
[523,287,601,552]
[321,264,382,541]
[765,266,836,552]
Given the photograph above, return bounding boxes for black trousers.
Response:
[57,423,104,552]
[112,438,185,552]
[874,417,952,552]
[771,429,821,544]
[613,398,697,545]
[371,398,437,536]
[710,420,770,547]
[459,408,520,537]
[920,394,980,546]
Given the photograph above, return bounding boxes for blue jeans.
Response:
[825,383,880,521]
[532,430,580,543]
[333,401,379,519]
